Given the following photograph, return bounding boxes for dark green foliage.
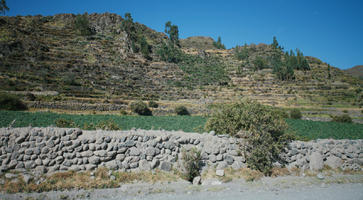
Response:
[55,118,75,128]
[0,93,27,111]
[121,13,151,59]
[181,148,202,182]
[205,99,289,175]
[129,101,152,116]
[74,14,94,36]
[272,54,295,81]
[175,106,190,115]
[290,108,302,119]
[253,56,267,71]
[156,42,183,63]
[234,44,249,60]
[213,36,226,49]
[331,114,352,123]
[271,36,282,50]
[0,0,9,15]
[205,99,287,137]
[148,101,158,108]
[164,21,179,46]
[139,36,151,60]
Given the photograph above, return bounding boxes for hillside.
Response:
[345,65,363,80]
[0,13,362,116]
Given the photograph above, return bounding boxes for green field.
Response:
[0,111,362,140]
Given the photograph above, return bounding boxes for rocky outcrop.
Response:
[0,128,361,176]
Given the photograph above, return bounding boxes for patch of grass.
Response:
[0,169,181,193]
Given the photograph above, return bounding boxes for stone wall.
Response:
[0,128,361,175]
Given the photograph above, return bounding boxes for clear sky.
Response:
[5,0,363,69]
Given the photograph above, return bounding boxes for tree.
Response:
[0,0,9,15]
[271,36,280,49]
[213,36,226,49]
[164,21,179,46]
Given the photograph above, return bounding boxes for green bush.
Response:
[175,106,190,115]
[0,93,27,111]
[55,118,75,128]
[331,114,352,123]
[181,147,202,182]
[290,108,302,119]
[205,99,287,137]
[205,99,289,175]
[148,101,159,108]
[130,101,152,116]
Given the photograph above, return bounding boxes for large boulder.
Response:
[309,152,324,171]
[325,155,342,169]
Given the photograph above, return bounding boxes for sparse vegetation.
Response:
[181,147,202,182]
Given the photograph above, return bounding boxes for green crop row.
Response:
[0,111,362,140]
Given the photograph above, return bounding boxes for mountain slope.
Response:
[345,65,363,80]
[0,13,362,113]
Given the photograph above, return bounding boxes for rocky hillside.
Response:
[345,65,363,80]
[0,13,362,113]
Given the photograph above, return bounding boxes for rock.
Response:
[316,173,325,180]
[5,173,18,179]
[94,150,107,157]
[209,155,217,163]
[105,160,118,170]
[325,155,342,169]
[22,174,32,184]
[216,169,224,176]
[139,160,151,171]
[89,156,100,165]
[309,152,324,171]
[145,147,157,157]
[224,155,234,165]
[160,161,172,171]
[24,161,36,169]
[7,160,17,169]
[193,176,201,185]
[217,161,228,169]
[129,147,140,156]
[151,159,160,169]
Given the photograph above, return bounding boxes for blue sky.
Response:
[5,0,363,69]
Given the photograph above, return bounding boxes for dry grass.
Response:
[0,168,181,193]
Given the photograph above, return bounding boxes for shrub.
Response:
[181,147,202,182]
[95,120,121,130]
[205,99,289,175]
[205,99,287,137]
[148,101,159,108]
[55,118,75,128]
[331,114,352,123]
[0,93,27,111]
[175,106,190,115]
[290,108,302,119]
[130,101,152,116]
[74,14,94,36]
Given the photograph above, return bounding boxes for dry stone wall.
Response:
[0,128,361,176]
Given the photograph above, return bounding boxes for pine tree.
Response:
[0,0,9,15]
